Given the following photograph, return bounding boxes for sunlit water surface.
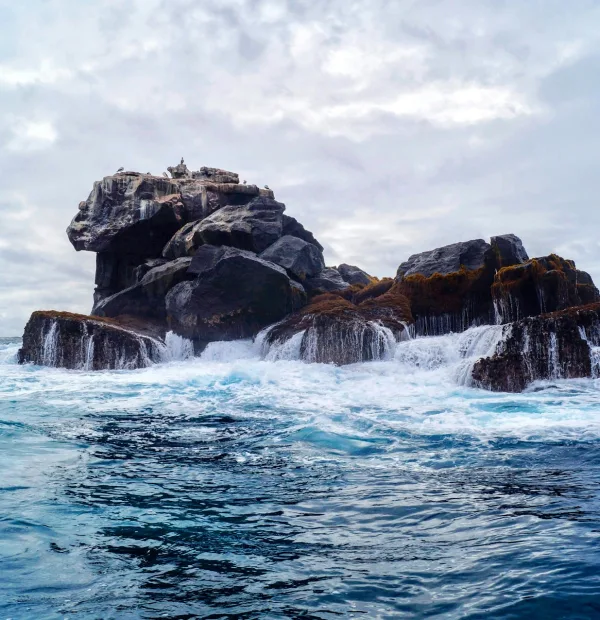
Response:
[2,332,600,619]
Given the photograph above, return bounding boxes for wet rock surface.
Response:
[18,311,165,370]
[263,280,412,364]
[24,162,600,387]
[472,303,600,392]
[167,245,303,348]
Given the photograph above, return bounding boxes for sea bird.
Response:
[116,167,124,173]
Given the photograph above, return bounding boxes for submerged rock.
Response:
[166,245,304,347]
[18,311,165,370]
[472,303,600,392]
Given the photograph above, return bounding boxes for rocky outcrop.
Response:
[24,158,600,389]
[392,235,597,338]
[472,303,600,392]
[262,280,412,364]
[18,311,165,370]
[166,245,306,349]
[259,235,324,281]
[68,174,185,256]
[67,167,281,307]
[491,254,599,323]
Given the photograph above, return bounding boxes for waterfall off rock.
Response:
[19,312,164,370]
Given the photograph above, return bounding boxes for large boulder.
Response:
[194,196,285,253]
[492,254,600,323]
[396,239,491,280]
[472,303,600,392]
[259,235,324,281]
[281,215,324,252]
[262,281,412,364]
[18,311,165,370]
[337,263,372,286]
[394,235,531,336]
[67,173,184,256]
[94,257,194,319]
[166,245,305,347]
[304,267,350,294]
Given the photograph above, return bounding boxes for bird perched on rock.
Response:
[243,180,247,184]
[116,167,124,173]
[264,184,270,190]
[180,157,184,165]
[163,172,169,178]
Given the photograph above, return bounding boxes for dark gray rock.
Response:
[94,257,193,319]
[337,263,372,286]
[192,167,239,183]
[133,258,168,283]
[67,173,184,256]
[177,179,260,221]
[18,311,164,370]
[304,267,350,294]
[472,303,600,392]
[162,221,201,259]
[491,234,529,268]
[167,245,304,345]
[195,196,285,253]
[282,215,324,251]
[259,235,324,281]
[396,239,491,280]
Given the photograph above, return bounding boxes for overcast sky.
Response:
[1,0,600,334]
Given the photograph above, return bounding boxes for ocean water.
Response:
[2,329,600,619]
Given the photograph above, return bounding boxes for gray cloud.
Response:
[1,0,600,334]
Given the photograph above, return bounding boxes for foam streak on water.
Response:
[2,330,600,619]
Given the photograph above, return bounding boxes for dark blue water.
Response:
[2,332,600,619]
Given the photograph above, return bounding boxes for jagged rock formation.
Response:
[395,234,599,337]
[19,161,600,390]
[472,303,600,392]
[262,280,412,364]
[19,311,165,370]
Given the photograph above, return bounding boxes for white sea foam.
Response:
[3,325,600,443]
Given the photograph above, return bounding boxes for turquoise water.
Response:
[2,332,600,619]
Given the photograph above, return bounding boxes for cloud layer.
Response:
[1,0,600,334]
